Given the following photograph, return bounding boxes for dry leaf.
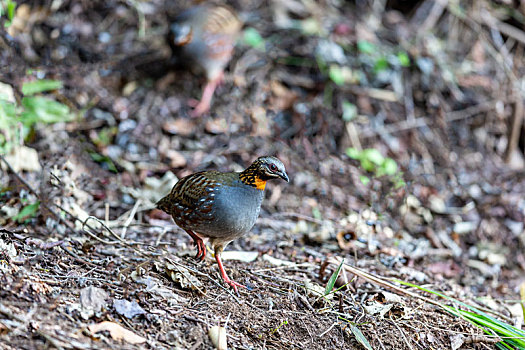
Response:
[363,300,393,318]
[0,321,9,335]
[165,262,204,292]
[450,334,465,350]
[262,254,296,267]
[2,146,42,172]
[88,321,146,344]
[304,279,330,300]
[269,80,297,110]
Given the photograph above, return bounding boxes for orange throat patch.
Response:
[254,177,266,190]
[240,165,267,190]
[240,171,266,190]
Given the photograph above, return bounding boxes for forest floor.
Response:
[1,0,525,349]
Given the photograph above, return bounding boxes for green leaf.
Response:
[92,127,117,147]
[342,101,357,122]
[359,175,370,185]
[328,65,345,86]
[89,152,118,173]
[22,79,63,96]
[20,96,71,125]
[346,147,360,159]
[397,51,410,67]
[324,258,344,296]
[394,176,406,189]
[243,27,264,50]
[357,40,375,55]
[373,57,389,73]
[7,0,16,21]
[349,324,373,350]
[0,99,16,120]
[362,148,384,165]
[382,158,398,176]
[361,159,374,172]
[13,201,40,222]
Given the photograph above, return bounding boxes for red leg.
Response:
[185,230,206,261]
[189,72,224,117]
[215,248,246,293]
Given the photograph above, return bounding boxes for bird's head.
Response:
[240,156,289,190]
[170,23,193,46]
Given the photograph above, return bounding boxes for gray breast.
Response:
[198,183,264,238]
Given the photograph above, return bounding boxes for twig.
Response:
[481,9,525,47]
[318,322,337,337]
[505,90,524,164]
[59,243,99,267]
[327,257,448,309]
[166,258,242,304]
[361,100,497,138]
[155,227,168,246]
[419,0,448,33]
[342,86,398,102]
[81,216,146,254]
[121,199,142,239]
[463,335,502,345]
[345,122,362,151]
[403,70,415,122]
[389,317,414,350]
[272,212,325,225]
[0,303,25,323]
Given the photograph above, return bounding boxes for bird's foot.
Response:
[223,277,247,294]
[188,98,211,117]
[187,98,200,108]
[194,238,207,261]
[184,230,207,261]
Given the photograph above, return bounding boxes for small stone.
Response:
[453,221,477,234]
[208,326,227,350]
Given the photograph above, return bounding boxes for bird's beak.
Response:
[280,172,289,182]
[171,25,193,46]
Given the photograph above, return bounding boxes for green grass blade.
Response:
[324,258,344,296]
[397,280,525,349]
[349,324,373,350]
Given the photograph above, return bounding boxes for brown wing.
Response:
[156,171,221,229]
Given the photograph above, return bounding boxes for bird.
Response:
[167,4,242,117]
[157,156,289,293]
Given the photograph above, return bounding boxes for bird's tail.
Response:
[156,195,172,214]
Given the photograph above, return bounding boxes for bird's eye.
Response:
[269,164,278,172]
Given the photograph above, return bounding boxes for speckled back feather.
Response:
[203,6,242,36]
